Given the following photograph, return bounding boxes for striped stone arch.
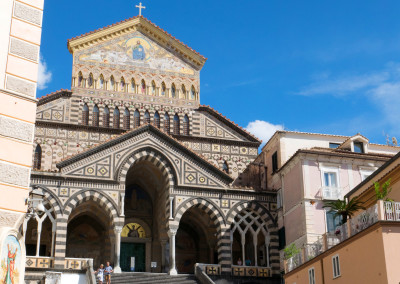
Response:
[117,148,177,186]
[33,185,63,219]
[226,201,276,229]
[63,189,120,226]
[172,197,226,230]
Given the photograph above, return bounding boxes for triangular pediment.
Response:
[57,125,232,188]
[67,16,206,71]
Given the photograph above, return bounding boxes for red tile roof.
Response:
[67,16,206,61]
[37,89,72,106]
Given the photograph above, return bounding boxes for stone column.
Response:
[114,226,123,273]
[54,218,68,269]
[36,218,43,257]
[160,240,167,273]
[168,228,178,275]
[241,234,246,265]
[50,223,56,257]
[253,234,258,266]
[265,236,271,267]
[120,193,125,217]
[218,225,233,274]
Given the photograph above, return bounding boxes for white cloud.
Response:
[37,55,52,90]
[245,120,284,143]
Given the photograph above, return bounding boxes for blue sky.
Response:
[37,0,400,145]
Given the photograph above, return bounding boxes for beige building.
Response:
[284,150,400,284]
[0,0,44,283]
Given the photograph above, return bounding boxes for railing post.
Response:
[322,234,328,251]
[377,200,385,220]
[301,247,306,263]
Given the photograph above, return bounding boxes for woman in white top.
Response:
[95,264,105,284]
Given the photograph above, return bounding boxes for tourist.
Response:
[95,264,105,284]
[237,257,242,266]
[104,262,113,284]
[245,258,251,266]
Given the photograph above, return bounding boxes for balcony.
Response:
[320,186,342,200]
[284,200,399,273]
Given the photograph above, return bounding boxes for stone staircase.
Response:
[111,272,199,284]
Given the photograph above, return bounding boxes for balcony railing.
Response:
[284,201,400,273]
[320,186,342,200]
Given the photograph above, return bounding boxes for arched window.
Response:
[173,114,180,135]
[92,105,99,127]
[88,73,94,88]
[133,110,140,128]
[141,80,146,94]
[110,76,115,91]
[181,85,186,99]
[99,75,105,89]
[78,72,83,87]
[183,114,189,135]
[113,107,120,128]
[153,111,160,128]
[103,106,110,128]
[120,77,126,92]
[151,81,156,95]
[33,145,42,170]
[171,84,176,98]
[82,103,89,125]
[161,82,166,96]
[144,110,150,124]
[131,79,136,93]
[190,86,196,100]
[164,112,170,134]
[222,161,229,174]
[123,108,130,129]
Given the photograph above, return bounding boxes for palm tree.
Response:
[323,197,365,224]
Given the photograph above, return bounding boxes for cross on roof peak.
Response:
[136,2,146,16]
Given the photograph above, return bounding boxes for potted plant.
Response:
[374,179,392,201]
[323,197,365,224]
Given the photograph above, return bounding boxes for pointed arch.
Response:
[82,103,89,125]
[161,82,166,96]
[181,84,186,99]
[133,109,140,128]
[120,77,126,92]
[183,114,189,135]
[173,113,180,135]
[171,83,176,98]
[110,76,115,91]
[103,106,110,128]
[33,144,42,170]
[88,73,94,88]
[130,78,136,93]
[190,85,196,100]
[92,105,99,127]
[144,110,150,124]
[99,74,105,89]
[123,107,130,129]
[77,72,83,87]
[141,79,146,94]
[153,111,160,129]
[164,112,170,134]
[113,107,120,128]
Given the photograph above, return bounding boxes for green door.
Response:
[120,243,146,272]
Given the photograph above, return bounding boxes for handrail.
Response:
[194,264,215,284]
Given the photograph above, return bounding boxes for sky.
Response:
[37,0,400,145]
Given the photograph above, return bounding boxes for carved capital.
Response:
[114,225,123,234]
[167,228,177,237]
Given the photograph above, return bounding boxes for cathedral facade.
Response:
[26,16,278,278]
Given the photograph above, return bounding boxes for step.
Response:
[110,272,198,284]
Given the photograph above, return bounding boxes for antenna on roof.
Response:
[392,137,398,146]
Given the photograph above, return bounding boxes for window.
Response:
[82,104,89,125]
[164,112,170,134]
[326,211,341,233]
[360,168,374,181]
[181,85,186,99]
[110,76,115,91]
[141,80,146,94]
[153,111,160,128]
[308,267,315,284]
[88,73,93,87]
[173,114,180,135]
[103,106,110,128]
[131,79,136,93]
[99,75,104,89]
[133,110,140,128]
[222,161,229,174]
[123,108,130,129]
[161,82,166,96]
[120,77,125,92]
[332,255,341,278]
[323,171,339,199]
[329,143,340,149]
[92,105,99,127]
[278,227,286,250]
[171,84,176,98]
[113,107,120,128]
[77,72,83,87]
[183,114,189,135]
[190,86,196,100]
[353,142,364,153]
[272,152,278,172]
[277,189,283,209]
[151,81,156,95]
[144,110,150,124]
[33,145,42,170]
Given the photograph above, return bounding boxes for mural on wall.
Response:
[0,235,21,284]
[78,33,196,75]
[121,223,146,238]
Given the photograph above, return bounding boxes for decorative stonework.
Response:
[10,38,39,62]
[5,75,36,97]
[0,162,30,187]
[0,211,21,228]
[0,115,34,142]
[14,2,42,26]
